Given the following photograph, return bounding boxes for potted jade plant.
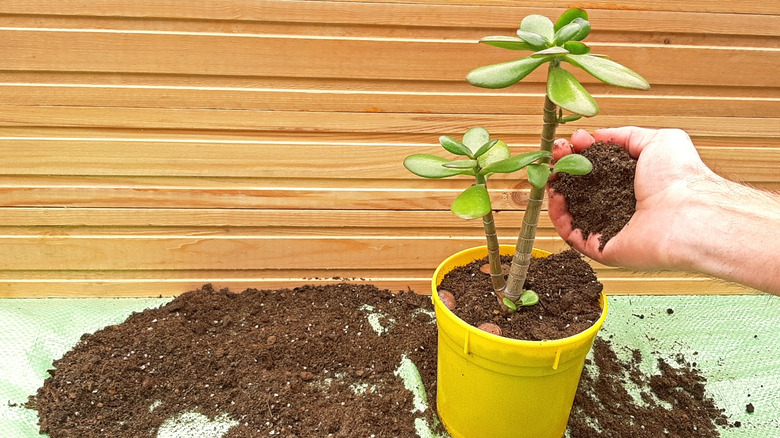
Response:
[404,8,649,438]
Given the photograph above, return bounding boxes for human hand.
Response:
[548,126,713,271]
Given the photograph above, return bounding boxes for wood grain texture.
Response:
[1,1,777,25]
[0,0,775,297]
[2,30,778,88]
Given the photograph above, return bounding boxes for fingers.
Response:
[546,190,574,237]
[552,138,573,162]
[592,126,654,158]
[592,126,641,144]
[570,129,595,152]
[552,129,594,162]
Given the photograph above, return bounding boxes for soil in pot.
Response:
[436,249,604,341]
[27,283,735,438]
[550,141,637,251]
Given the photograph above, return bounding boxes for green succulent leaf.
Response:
[480,36,536,51]
[442,159,478,173]
[565,54,650,90]
[570,19,591,41]
[473,139,501,159]
[553,18,586,44]
[526,163,552,188]
[547,66,599,117]
[438,135,472,157]
[553,153,593,175]
[531,46,569,57]
[477,140,510,170]
[502,297,518,312]
[467,57,548,89]
[451,184,491,220]
[462,127,490,154]
[404,154,470,178]
[516,30,548,50]
[479,150,550,175]
[555,8,588,32]
[563,41,591,55]
[520,14,555,42]
[518,290,539,307]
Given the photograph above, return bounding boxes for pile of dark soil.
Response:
[550,141,637,250]
[28,282,733,438]
[437,249,603,340]
[28,284,439,438]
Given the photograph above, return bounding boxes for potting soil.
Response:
[1,287,779,437]
[550,141,637,251]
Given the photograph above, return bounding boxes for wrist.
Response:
[651,168,719,272]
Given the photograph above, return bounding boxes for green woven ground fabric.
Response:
[0,298,171,438]
[1,295,778,437]
[596,295,780,437]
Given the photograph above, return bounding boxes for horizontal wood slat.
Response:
[0,208,532,228]
[3,82,779,118]
[1,138,778,182]
[0,176,534,211]
[1,1,777,28]
[2,107,778,140]
[0,272,753,298]
[323,0,780,15]
[0,0,777,297]
[0,235,576,271]
[2,29,778,88]
[2,126,778,151]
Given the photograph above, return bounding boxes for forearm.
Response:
[672,173,780,294]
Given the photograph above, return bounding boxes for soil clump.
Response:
[550,141,637,250]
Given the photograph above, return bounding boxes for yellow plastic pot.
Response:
[432,245,608,438]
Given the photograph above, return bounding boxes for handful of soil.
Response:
[550,141,637,251]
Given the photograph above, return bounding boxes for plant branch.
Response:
[476,174,507,297]
[504,93,558,301]
[483,211,507,297]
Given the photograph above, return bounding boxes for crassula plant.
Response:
[404,8,649,310]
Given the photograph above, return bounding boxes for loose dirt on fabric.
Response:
[29,282,734,437]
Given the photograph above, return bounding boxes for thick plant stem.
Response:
[476,174,507,297]
[504,94,558,302]
[482,211,507,298]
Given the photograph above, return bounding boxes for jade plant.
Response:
[404,8,649,310]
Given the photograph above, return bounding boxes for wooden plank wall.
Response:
[1,1,778,297]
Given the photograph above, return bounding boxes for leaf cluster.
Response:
[502,290,539,312]
[466,9,649,117]
[403,127,591,219]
